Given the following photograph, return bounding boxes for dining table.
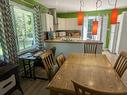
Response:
[48,53,127,95]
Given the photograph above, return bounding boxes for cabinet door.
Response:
[58,18,66,30]
[65,18,82,30]
[58,18,82,30]
[41,14,54,31]
[46,14,54,31]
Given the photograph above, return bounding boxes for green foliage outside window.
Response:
[14,7,35,51]
[87,19,93,39]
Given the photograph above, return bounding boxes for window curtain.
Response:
[33,5,44,50]
[0,0,18,64]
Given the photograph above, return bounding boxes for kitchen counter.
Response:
[45,38,103,44]
[45,38,103,56]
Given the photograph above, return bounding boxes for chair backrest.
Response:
[84,42,97,54]
[40,50,55,73]
[50,47,56,56]
[114,51,127,77]
[56,53,66,67]
[72,81,127,95]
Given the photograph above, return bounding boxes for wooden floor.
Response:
[11,51,127,95]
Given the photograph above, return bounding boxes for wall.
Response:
[10,0,127,48]
[11,0,48,13]
[57,8,127,48]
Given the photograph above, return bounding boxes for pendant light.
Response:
[92,20,98,35]
[77,0,84,26]
[78,11,84,25]
[110,0,118,24]
[92,0,102,35]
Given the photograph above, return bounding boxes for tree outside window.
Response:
[14,7,35,51]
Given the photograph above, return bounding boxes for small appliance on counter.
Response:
[44,31,55,40]
[44,32,48,40]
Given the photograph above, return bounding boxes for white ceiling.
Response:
[36,0,127,12]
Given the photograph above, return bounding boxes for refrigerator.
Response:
[109,24,119,53]
[109,12,127,54]
[115,12,127,54]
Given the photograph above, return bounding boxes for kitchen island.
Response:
[45,38,103,56]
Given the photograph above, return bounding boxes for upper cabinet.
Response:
[58,18,82,30]
[58,18,66,30]
[41,13,54,31]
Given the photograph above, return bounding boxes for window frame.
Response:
[10,2,36,54]
[87,16,101,41]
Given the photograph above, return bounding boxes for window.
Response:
[13,7,35,51]
[87,19,93,39]
[83,16,101,41]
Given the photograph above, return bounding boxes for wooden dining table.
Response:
[48,53,127,95]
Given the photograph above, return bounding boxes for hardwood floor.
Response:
[11,51,127,95]
[12,79,49,95]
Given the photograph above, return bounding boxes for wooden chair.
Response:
[40,50,59,81]
[72,81,127,95]
[84,42,98,54]
[50,47,56,56]
[114,51,127,77]
[56,53,66,67]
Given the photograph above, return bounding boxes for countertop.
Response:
[45,38,103,44]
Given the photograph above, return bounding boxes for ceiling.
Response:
[36,0,127,12]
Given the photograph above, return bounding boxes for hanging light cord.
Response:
[96,0,102,11]
[108,0,118,8]
[80,0,85,11]
[95,0,102,20]
[115,0,117,8]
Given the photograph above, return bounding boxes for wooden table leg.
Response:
[50,89,58,95]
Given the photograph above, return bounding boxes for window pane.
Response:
[14,7,35,51]
[87,19,93,39]
[24,14,34,48]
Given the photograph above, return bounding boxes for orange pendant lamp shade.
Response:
[77,11,84,25]
[110,8,119,24]
[92,20,98,35]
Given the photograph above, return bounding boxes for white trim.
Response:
[9,1,35,13]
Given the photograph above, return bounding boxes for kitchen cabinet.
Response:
[58,18,81,30]
[41,13,54,31]
[58,18,66,30]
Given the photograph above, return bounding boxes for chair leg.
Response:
[17,84,24,95]
[28,60,32,78]
[33,63,36,80]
